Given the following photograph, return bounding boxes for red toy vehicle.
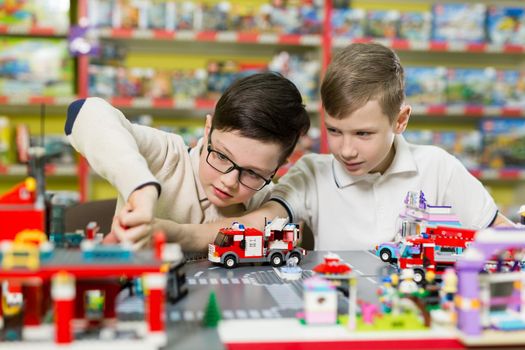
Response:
[208,218,306,268]
[397,226,476,283]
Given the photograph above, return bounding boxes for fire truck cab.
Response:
[208,218,306,269]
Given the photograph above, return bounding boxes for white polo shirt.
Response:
[271,135,498,251]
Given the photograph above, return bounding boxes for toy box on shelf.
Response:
[492,69,525,108]
[446,68,496,106]
[487,6,525,46]
[432,3,486,43]
[89,49,320,104]
[398,11,431,42]
[404,67,447,105]
[331,7,365,38]
[87,0,323,35]
[480,119,525,169]
[268,51,320,103]
[0,38,73,97]
[0,0,70,32]
[365,10,400,39]
[404,130,482,170]
[0,115,12,166]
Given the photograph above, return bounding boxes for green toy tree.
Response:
[202,291,222,327]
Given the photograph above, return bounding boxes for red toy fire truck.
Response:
[208,218,306,268]
[397,226,476,283]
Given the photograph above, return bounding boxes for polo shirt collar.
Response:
[332,134,418,188]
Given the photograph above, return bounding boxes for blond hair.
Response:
[321,42,405,122]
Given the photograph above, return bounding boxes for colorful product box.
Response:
[434,131,482,169]
[432,3,486,43]
[176,1,197,30]
[201,3,230,31]
[0,0,70,31]
[0,116,11,166]
[268,51,320,102]
[298,3,322,35]
[446,68,496,105]
[405,67,447,105]
[493,70,524,107]
[147,0,176,30]
[404,130,482,169]
[332,8,366,38]
[487,6,525,45]
[366,10,400,39]
[0,38,73,96]
[481,119,525,169]
[88,65,117,98]
[88,0,114,28]
[398,11,431,41]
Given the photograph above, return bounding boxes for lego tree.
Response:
[202,291,221,327]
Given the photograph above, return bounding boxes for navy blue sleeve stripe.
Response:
[65,99,86,135]
[487,210,499,227]
[133,182,162,198]
[269,198,294,222]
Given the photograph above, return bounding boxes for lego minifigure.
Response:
[377,276,396,313]
[398,269,419,295]
[1,281,24,341]
[440,268,458,310]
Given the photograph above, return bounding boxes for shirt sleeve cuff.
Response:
[487,210,499,227]
[133,182,161,198]
[269,197,294,222]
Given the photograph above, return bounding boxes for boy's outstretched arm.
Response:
[158,200,289,252]
[66,98,165,203]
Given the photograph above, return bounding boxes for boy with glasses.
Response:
[65,73,310,250]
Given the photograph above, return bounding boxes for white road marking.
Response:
[366,277,377,284]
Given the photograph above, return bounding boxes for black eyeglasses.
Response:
[206,132,274,191]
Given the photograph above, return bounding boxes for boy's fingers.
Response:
[118,207,153,227]
[113,223,151,244]
[132,235,151,251]
[112,216,130,243]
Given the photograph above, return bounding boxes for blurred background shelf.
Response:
[1,0,525,219]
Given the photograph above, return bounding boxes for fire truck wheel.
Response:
[379,249,392,263]
[270,254,284,267]
[224,255,237,269]
[289,252,301,265]
[413,269,425,284]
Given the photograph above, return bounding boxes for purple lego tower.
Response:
[456,227,525,338]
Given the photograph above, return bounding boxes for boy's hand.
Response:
[111,185,158,248]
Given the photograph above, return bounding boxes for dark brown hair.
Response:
[213,72,310,164]
[321,42,405,122]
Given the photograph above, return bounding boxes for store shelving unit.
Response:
[0,1,82,198]
[1,0,525,211]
